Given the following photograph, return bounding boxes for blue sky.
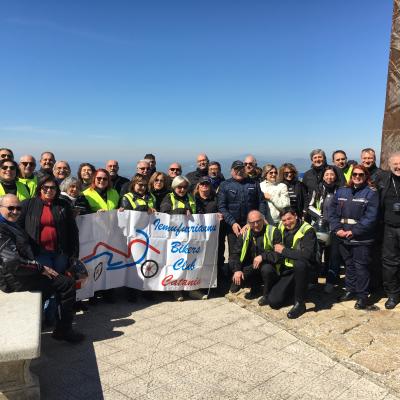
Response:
[0,1,393,166]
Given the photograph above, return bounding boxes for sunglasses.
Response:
[96,177,108,182]
[244,162,254,166]
[267,171,277,175]
[154,179,164,183]
[284,171,294,176]
[0,205,22,212]
[42,185,57,191]
[21,162,36,167]
[170,168,181,172]
[1,165,16,171]
[0,154,12,159]
[352,172,365,178]
[176,185,188,190]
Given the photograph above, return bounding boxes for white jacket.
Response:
[260,181,290,223]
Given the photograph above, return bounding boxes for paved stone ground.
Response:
[31,292,400,400]
[227,281,400,397]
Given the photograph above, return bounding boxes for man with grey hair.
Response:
[302,148,328,205]
[186,153,209,190]
[0,194,84,343]
[376,152,400,309]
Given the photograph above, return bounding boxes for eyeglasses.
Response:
[56,167,69,171]
[96,177,108,182]
[199,182,210,186]
[42,185,57,191]
[352,172,365,178]
[244,162,254,166]
[284,171,294,176]
[0,154,12,159]
[21,162,35,167]
[176,185,188,190]
[0,205,22,212]
[154,179,164,183]
[169,168,181,172]
[1,165,16,171]
[267,171,277,175]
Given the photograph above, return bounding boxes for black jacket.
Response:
[195,193,218,214]
[150,188,170,211]
[283,179,307,218]
[112,175,130,196]
[0,222,43,292]
[17,197,79,258]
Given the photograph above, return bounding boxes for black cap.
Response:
[144,153,155,160]
[198,176,211,184]
[231,160,244,169]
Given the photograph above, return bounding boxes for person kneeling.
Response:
[0,194,85,343]
[229,210,281,301]
[266,207,318,319]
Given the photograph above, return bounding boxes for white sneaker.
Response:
[324,283,335,294]
[188,290,205,300]
[173,291,184,301]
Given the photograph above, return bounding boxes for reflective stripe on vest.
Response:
[343,164,354,184]
[0,181,30,201]
[17,176,37,197]
[123,192,155,210]
[169,193,196,213]
[240,224,277,263]
[278,221,313,268]
[83,188,119,212]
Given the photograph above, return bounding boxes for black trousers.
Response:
[382,224,400,296]
[18,274,76,332]
[339,242,371,299]
[244,261,309,308]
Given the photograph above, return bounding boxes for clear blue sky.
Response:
[0,0,393,165]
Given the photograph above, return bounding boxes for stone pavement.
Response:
[227,283,400,397]
[32,292,400,400]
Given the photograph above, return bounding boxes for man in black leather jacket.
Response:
[0,194,84,343]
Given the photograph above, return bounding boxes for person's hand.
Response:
[42,266,59,279]
[186,210,192,216]
[274,244,284,254]
[336,229,347,238]
[97,209,106,213]
[253,255,263,269]
[264,193,272,201]
[232,271,244,285]
[217,212,224,221]
[148,207,156,214]
[345,230,353,238]
[118,207,125,212]
[240,224,249,235]
[232,223,241,237]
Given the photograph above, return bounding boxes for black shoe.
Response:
[354,298,367,310]
[52,329,85,344]
[385,297,400,310]
[287,302,306,319]
[229,283,241,293]
[339,291,356,302]
[244,288,259,300]
[258,296,268,306]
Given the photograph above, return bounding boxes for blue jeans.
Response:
[37,251,70,325]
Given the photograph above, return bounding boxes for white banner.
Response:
[76,211,219,300]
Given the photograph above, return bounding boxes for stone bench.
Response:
[0,291,41,400]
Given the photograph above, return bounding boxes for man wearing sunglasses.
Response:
[0,159,30,201]
[18,155,38,197]
[0,148,14,161]
[0,194,84,343]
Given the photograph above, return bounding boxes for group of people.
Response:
[0,145,399,344]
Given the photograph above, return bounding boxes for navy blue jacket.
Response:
[217,177,269,226]
[328,184,379,243]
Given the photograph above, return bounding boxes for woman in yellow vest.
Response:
[119,174,155,212]
[82,169,119,213]
[0,159,30,201]
[160,176,196,215]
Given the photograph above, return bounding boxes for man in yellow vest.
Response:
[271,207,318,319]
[230,210,281,300]
[332,150,355,186]
[17,155,37,197]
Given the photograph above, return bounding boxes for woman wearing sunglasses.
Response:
[260,164,290,225]
[0,159,30,201]
[329,165,379,310]
[82,169,119,213]
[148,172,169,211]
